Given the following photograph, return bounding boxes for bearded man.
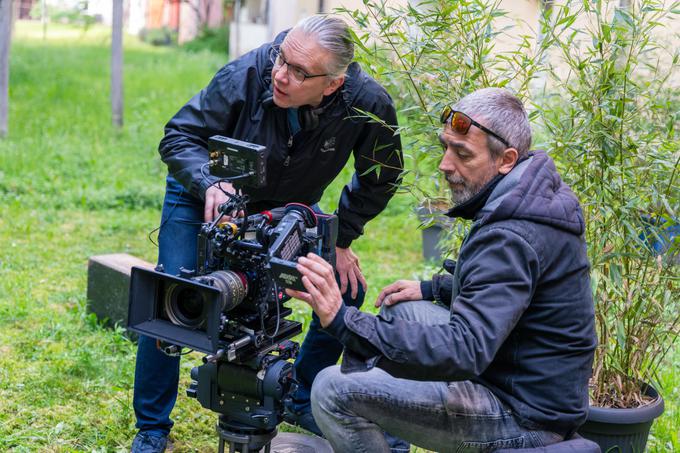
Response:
[287,88,597,453]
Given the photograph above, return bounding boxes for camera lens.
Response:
[207,270,248,312]
[165,284,209,329]
[163,271,248,329]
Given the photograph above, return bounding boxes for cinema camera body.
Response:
[127,136,338,452]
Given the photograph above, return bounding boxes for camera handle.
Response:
[205,187,251,240]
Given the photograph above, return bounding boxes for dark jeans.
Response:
[133,176,364,434]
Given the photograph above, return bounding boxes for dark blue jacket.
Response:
[325,151,597,436]
[159,31,403,247]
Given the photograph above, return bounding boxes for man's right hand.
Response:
[204,182,235,222]
[375,280,422,307]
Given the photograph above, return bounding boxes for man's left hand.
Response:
[335,246,367,299]
[286,253,343,328]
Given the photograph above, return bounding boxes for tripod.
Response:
[217,417,278,453]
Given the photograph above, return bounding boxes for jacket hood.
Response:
[479,150,585,235]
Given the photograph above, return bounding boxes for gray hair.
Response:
[452,88,532,159]
[293,15,354,77]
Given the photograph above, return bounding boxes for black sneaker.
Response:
[130,431,168,453]
[283,406,324,437]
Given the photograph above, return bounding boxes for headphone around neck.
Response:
[259,89,338,132]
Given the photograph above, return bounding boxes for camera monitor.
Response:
[208,136,267,188]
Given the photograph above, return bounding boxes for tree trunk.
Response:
[0,0,12,137]
[111,0,123,128]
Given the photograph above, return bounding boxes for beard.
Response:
[445,174,487,206]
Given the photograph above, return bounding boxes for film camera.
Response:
[128,136,338,452]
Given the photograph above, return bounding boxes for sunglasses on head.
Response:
[440,106,510,148]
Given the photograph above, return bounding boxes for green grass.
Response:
[0,20,678,452]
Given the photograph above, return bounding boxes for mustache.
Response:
[445,173,466,185]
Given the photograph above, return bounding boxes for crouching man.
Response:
[286,88,597,452]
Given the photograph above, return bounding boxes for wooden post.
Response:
[111,0,123,128]
[0,0,11,137]
[233,0,241,59]
[41,0,47,40]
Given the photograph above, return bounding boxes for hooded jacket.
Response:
[158,31,403,248]
[324,151,597,436]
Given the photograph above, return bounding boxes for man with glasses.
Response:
[288,88,597,452]
[131,15,403,452]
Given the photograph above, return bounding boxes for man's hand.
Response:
[375,280,422,308]
[335,246,367,299]
[204,182,235,222]
[286,253,343,328]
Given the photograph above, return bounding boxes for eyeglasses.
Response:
[269,46,329,85]
[440,106,510,148]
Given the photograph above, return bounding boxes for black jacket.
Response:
[325,151,597,436]
[158,31,403,248]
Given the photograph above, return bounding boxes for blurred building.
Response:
[228,0,541,59]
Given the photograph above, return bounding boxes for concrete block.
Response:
[86,253,154,330]
[269,433,332,453]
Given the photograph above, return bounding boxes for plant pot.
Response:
[578,384,665,453]
[416,205,452,262]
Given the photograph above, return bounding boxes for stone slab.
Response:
[86,253,154,330]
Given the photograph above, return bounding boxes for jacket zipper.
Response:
[284,132,293,167]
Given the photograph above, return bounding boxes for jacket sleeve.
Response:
[335,93,403,248]
[421,259,456,304]
[158,62,250,200]
[324,226,540,381]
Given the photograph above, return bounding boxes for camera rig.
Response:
[127,136,338,452]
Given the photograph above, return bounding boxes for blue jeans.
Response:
[133,176,364,434]
[311,301,563,453]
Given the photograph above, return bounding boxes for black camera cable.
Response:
[146,162,231,248]
[147,185,202,248]
[259,278,282,342]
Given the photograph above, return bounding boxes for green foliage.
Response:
[340,0,559,206]
[139,27,178,47]
[139,25,229,54]
[342,0,680,416]
[30,0,98,32]
[182,25,230,55]
[339,0,571,254]
[536,0,680,408]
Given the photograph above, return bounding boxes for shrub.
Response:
[342,0,680,408]
[339,0,569,247]
[182,25,230,55]
[139,27,178,47]
[536,0,680,408]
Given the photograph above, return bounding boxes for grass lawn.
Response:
[0,20,677,452]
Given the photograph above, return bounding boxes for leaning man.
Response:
[131,15,403,452]
[288,88,597,452]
